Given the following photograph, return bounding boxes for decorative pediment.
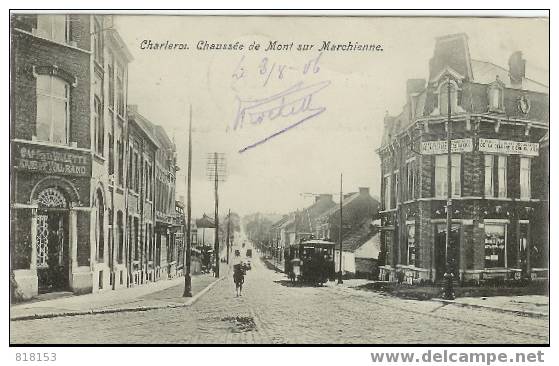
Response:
[429,66,466,85]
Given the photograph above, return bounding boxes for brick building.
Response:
[10,14,184,300]
[377,34,549,284]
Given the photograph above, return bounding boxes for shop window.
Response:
[435,154,461,198]
[407,224,416,266]
[484,155,494,197]
[36,15,69,43]
[520,157,531,200]
[36,75,70,144]
[484,223,507,268]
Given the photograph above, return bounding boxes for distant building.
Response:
[376,34,548,284]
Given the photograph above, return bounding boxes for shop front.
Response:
[11,141,93,300]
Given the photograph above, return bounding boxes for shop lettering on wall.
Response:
[421,138,473,155]
[478,138,539,157]
[14,144,92,177]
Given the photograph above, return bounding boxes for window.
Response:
[94,96,104,154]
[407,224,416,266]
[438,81,462,115]
[117,139,124,186]
[108,133,114,175]
[95,190,104,263]
[93,17,103,64]
[108,53,115,109]
[36,15,69,43]
[497,156,507,198]
[128,146,133,189]
[36,75,70,144]
[406,160,415,200]
[116,64,125,116]
[520,157,531,200]
[117,211,124,264]
[392,172,399,208]
[484,155,494,197]
[489,87,502,110]
[134,218,139,261]
[383,175,391,210]
[435,154,461,197]
[484,223,507,268]
[135,153,140,192]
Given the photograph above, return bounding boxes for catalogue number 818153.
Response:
[15,353,56,362]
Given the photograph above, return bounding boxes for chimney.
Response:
[359,187,370,196]
[429,33,473,81]
[508,51,526,89]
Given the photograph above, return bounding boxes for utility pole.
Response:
[226,209,231,265]
[183,105,193,297]
[338,173,343,285]
[442,76,455,300]
[206,152,226,278]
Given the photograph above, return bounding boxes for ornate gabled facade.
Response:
[376,33,549,284]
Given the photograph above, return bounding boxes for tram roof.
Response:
[300,239,336,246]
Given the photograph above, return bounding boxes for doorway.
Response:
[434,223,460,281]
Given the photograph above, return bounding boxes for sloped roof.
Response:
[471,60,548,93]
[339,222,378,253]
[196,214,215,228]
[317,192,360,220]
[354,232,381,259]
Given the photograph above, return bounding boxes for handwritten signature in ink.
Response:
[231,80,331,153]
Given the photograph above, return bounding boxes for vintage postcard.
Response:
[9,12,549,347]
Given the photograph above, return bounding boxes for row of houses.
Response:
[376,33,549,284]
[267,188,381,278]
[10,14,187,300]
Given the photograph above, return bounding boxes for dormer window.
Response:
[487,78,505,112]
[431,78,465,116]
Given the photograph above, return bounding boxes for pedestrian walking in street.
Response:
[233,262,245,297]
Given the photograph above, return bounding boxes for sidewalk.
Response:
[10,272,222,321]
[328,279,549,318]
[439,295,549,318]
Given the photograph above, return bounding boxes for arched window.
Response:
[439,81,461,115]
[36,75,70,144]
[95,189,105,263]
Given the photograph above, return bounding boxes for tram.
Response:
[284,239,336,285]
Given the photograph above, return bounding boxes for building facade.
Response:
[10,15,184,300]
[377,34,549,284]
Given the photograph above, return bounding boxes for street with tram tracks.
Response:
[10,252,548,344]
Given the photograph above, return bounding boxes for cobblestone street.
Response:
[10,257,549,344]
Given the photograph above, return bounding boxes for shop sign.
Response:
[421,138,473,155]
[478,138,539,157]
[14,142,92,177]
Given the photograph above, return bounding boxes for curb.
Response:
[433,298,548,319]
[10,276,225,322]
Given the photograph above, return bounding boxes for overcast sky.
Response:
[114,15,548,218]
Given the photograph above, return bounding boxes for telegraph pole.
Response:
[183,105,193,297]
[338,173,343,284]
[443,76,455,300]
[206,152,226,278]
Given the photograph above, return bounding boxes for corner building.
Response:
[377,34,549,284]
